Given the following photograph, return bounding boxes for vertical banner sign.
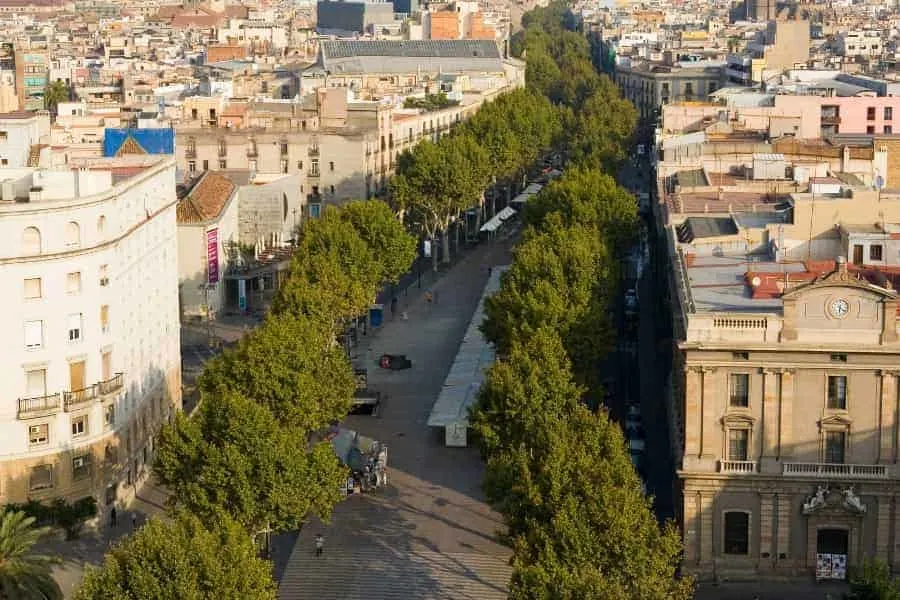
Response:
[207,228,219,284]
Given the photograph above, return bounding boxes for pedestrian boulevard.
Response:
[278,241,515,600]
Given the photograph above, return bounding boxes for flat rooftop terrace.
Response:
[684,254,806,313]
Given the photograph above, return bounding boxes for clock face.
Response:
[830,298,850,319]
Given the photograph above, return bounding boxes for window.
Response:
[827,375,847,410]
[867,126,876,134]
[219,160,226,169]
[684,82,694,99]
[329,161,334,172]
[24,320,43,350]
[886,107,893,120]
[202,159,209,170]
[310,159,319,176]
[104,404,115,428]
[280,142,289,155]
[885,126,893,135]
[72,454,91,480]
[871,244,883,261]
[728,429,749,461]
[65,221,80,247]
[71,415,88,437]
[100,305,109,333]
[868,107,876,120]
[825,430,846,464]
[101,351,112,380]
[29,465,52,491]
[67,313,82,342]
[723,512,750,555]
[28,423,49,446]
[21,226,41,255]
[729,374,749,408]
[24,277,41,299]
[26,369,46,398]
[66,271,82,294]
[281,159,289,174]
[97,215,106,234]
[830,353,848,362]
[732,351,749,360]
[297,160,303,170]
[99,264,109,287]
[188,160,196,173]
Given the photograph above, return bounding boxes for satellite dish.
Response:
[751,276,762,287]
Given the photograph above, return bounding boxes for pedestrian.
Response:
[109,507,117,528]
[315,533,324,557]
[131,512,137,530]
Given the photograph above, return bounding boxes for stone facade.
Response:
[674,262,900,580]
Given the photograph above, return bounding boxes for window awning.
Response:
[479,205,517,232]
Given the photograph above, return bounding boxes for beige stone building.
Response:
[669,207,900,580]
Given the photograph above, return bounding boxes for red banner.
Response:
[207,228,219,284]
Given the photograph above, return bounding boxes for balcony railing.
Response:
[308,168,320,178]
[98,373,124,396]
[17,393,61,418]
[719,460,757,474]
[64,385,98,410]
[783,462,888,479]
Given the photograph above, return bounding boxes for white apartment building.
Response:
[0,112,50,168]
[836,31,883,58]
[0,157,181,509]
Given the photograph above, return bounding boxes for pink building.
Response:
[774,95,900,137]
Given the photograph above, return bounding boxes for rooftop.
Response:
[176,171,236,224]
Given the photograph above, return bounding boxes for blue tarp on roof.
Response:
[103,128,174,157]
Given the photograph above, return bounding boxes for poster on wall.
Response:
[207,228,219,284]
[816,553,848,580]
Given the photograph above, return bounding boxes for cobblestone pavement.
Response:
[278,238,516,600]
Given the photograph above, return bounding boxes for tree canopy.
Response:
[74,513,276,600]
[154,391,345,534]
[0,510,62,600]
[200,314,354,432]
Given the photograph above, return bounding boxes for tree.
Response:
[154,391,346,535]
[391,135,489,268]
[200,314,354,432]
[848,558,900,600]
[484,408,692,600]
[74,512,276,600]
[0,510,62,600]
[469,327,582,457]
[42,81,69,118]
[273,210,381,326]
[338,200,418,285]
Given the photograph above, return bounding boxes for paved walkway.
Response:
[278,238,515,600]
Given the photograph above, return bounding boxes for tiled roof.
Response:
[176,172,235,224]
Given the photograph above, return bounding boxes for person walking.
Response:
[109,507,117,528]
[131,512,137,531]
[315,533,325,557]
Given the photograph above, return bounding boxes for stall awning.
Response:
[479,205,517,232]
[510,183,543,206]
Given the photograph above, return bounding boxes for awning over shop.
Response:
[510,183,543,206]
[479,205,517,232]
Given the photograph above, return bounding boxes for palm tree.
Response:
[0,511,62,600]
[42,81,70,120]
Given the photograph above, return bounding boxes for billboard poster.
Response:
[207,228,219,284]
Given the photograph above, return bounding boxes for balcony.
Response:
[308,146,319,157]
[217,146,227,157]
[246,147,258,158]
[719,460,757,474]
[308,168,320,178]
[185,147,196,159]
[64,385,98,411]
[17,393,61,419]
[98,373,123,396]
[783,462,888,479]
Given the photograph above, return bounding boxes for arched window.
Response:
[97,215,106,234]
[21,227,41,255]
[65,221,81,247]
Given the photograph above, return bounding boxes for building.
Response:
[837,31,883,59]
[0,112,50,167]
[15,49,49,112]
[315,0,396,34]
[615,61,723,121]
[746,0,776,21]
[0,156,181,512]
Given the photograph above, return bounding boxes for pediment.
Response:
[782,271,896,302]
[722,411,756,428]
[819,413,852,428]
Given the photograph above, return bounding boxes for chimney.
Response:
[836,254,848,274]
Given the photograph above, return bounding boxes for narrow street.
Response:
[278,237,516,600]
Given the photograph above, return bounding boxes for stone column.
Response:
[684,367,702,460]
[778,369,795,460]
[880,370,898,464]
[701,367,717,462]
[776,492,791,564]
[761,369,779,470]
[699,492,715,563]
[876,497,891,562]
[759,493,775,563]
[683,491,700,564]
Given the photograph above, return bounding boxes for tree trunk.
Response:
[442,229,451,264]
[431,237,438,272]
